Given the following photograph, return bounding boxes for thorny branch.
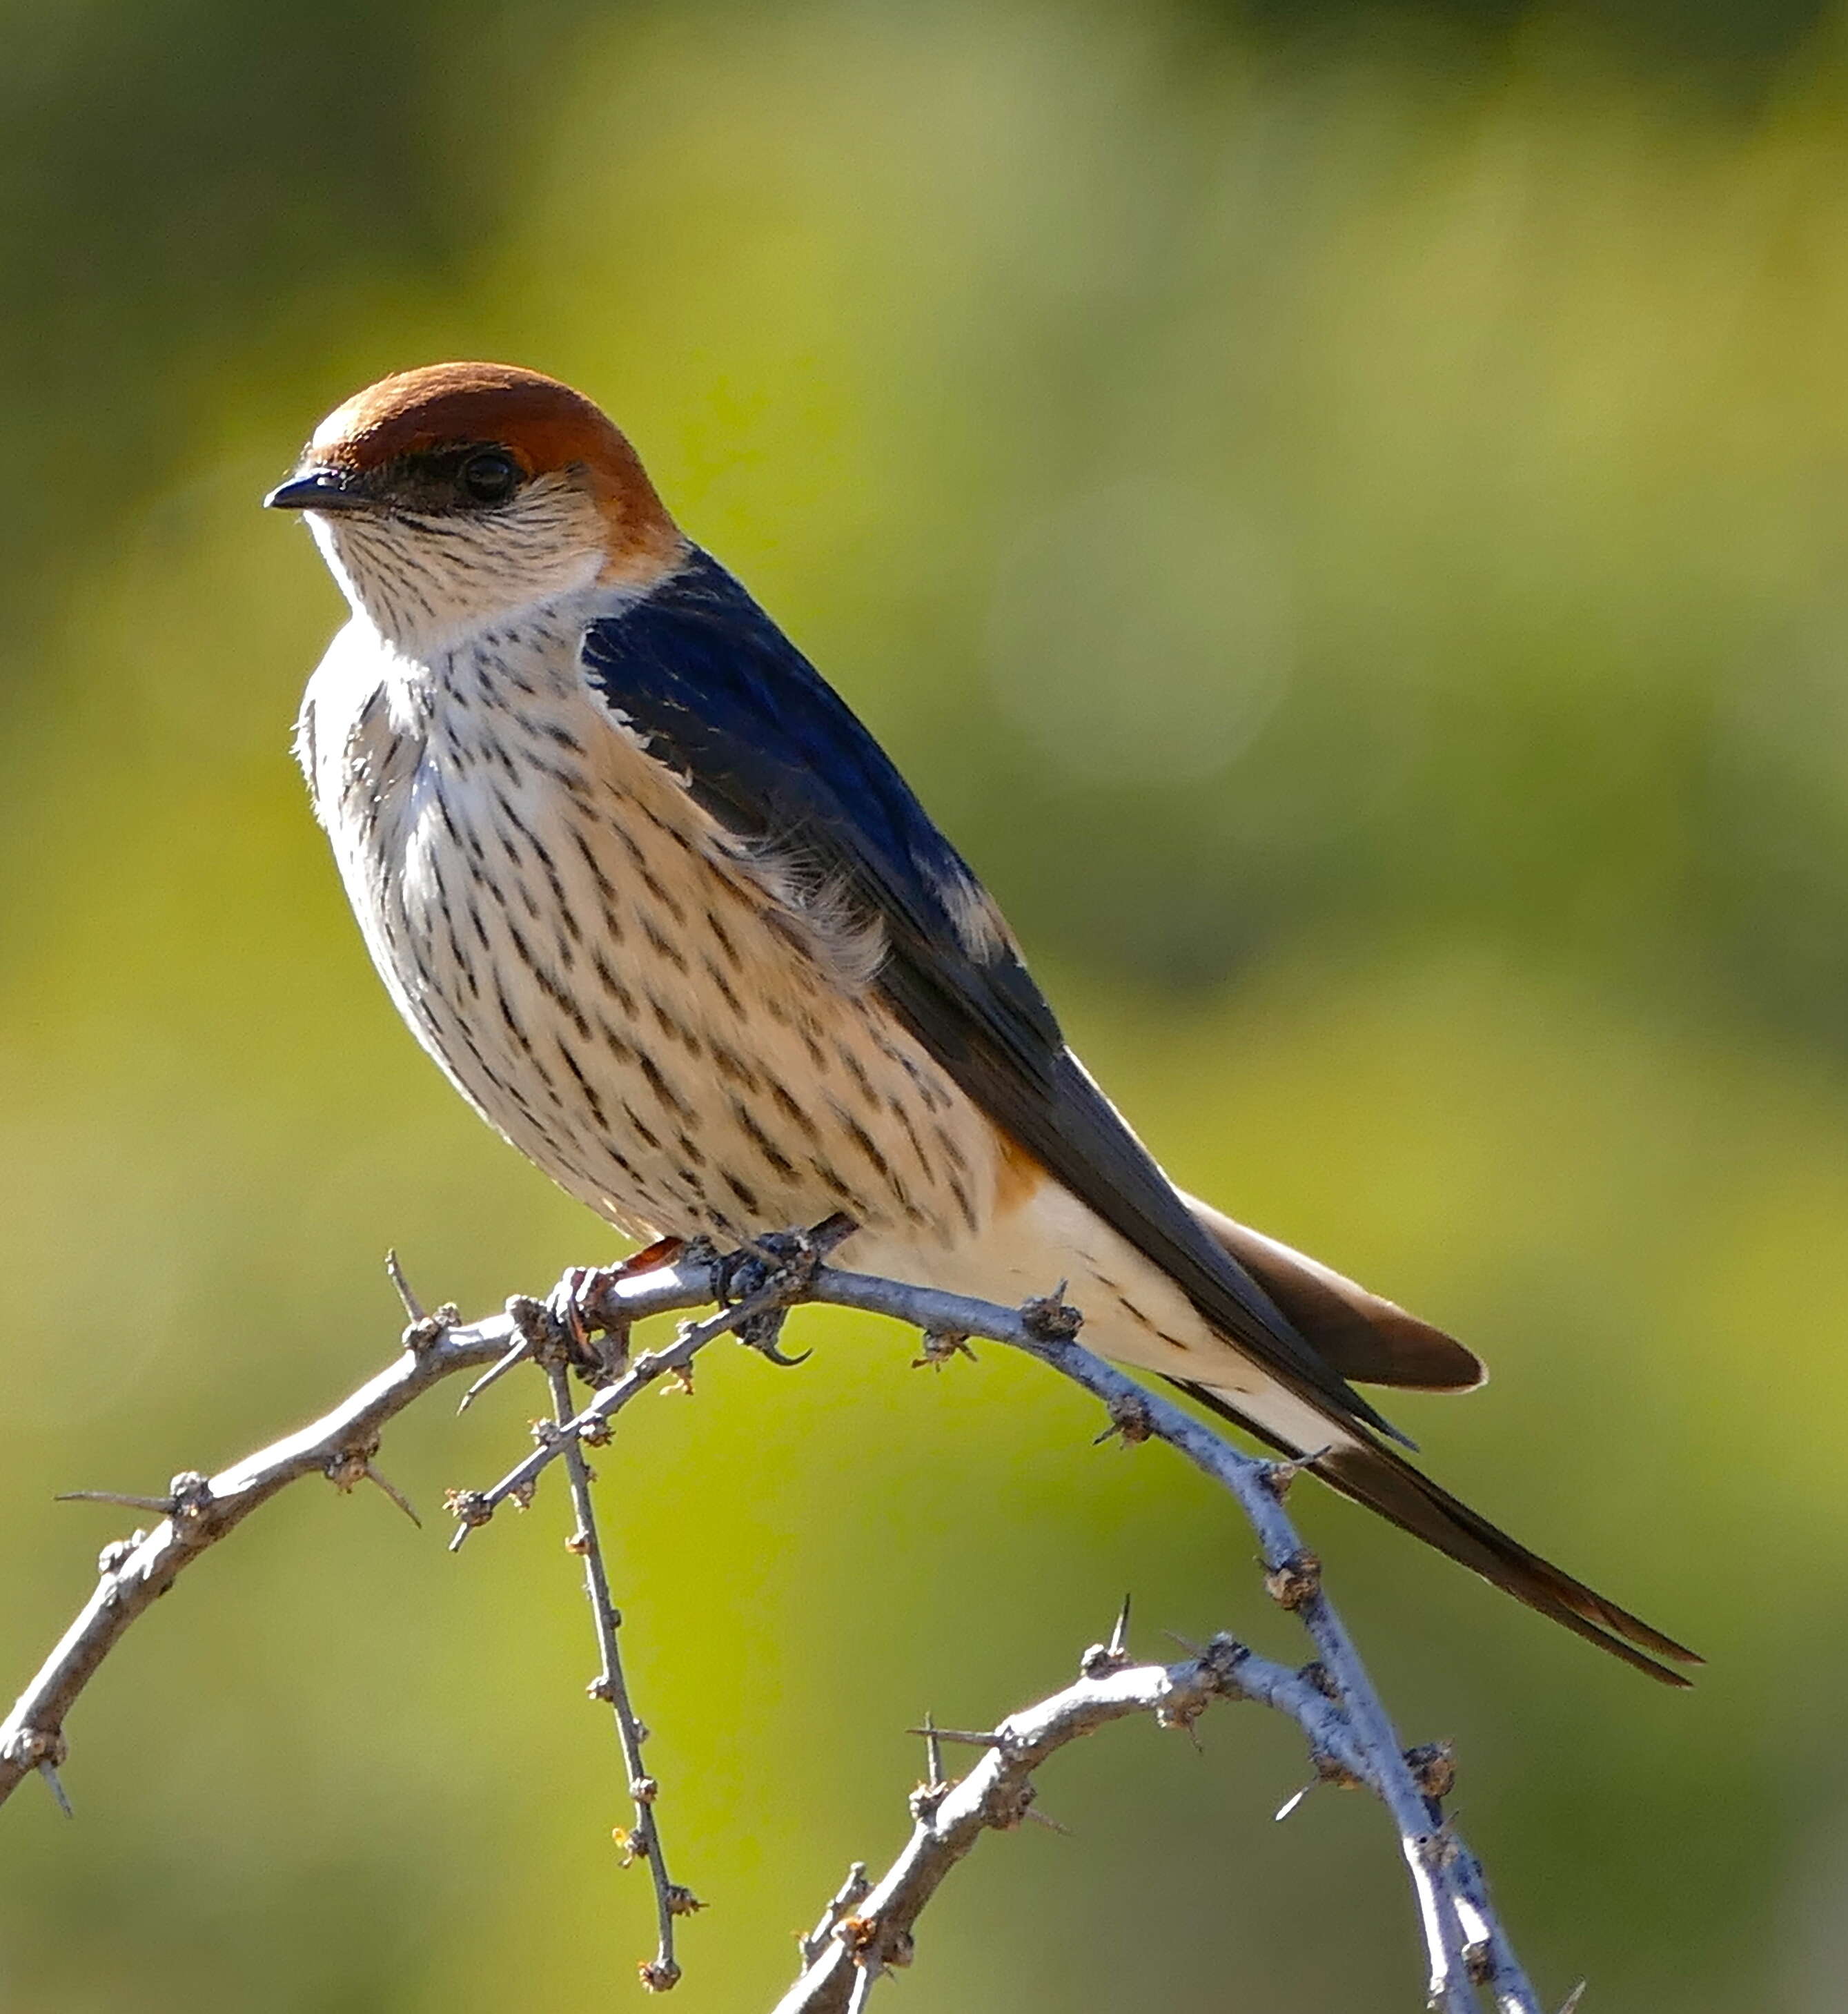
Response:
[774,1630,1361,2014]
[0,1228,1570,2011]
[535,1318,699,1991]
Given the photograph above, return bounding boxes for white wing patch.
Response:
[936,866,1013,963]
[707,827,890,995]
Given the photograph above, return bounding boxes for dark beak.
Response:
[264,467,374,513]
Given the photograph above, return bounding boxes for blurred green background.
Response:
[3,1,1847,2006]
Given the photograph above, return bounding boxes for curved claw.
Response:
[734,1300,813,1367]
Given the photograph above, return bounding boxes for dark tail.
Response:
[1173,1381,1700,1686]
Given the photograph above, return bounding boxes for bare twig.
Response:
[1,1320,490,1810]
[0,1250,725,1812]
[798,1863,872,1970]
[775,1630,1361,2014]
[434,1255,1542,2006]
[537,1329,693,1993]
[1,1233,1560,2011]
[776,1618,1568,2013]
[446,1219,854,1547]
[801,1267,1542,2012]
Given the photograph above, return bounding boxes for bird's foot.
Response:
[547,1236,687,1385]
[716,1214,857,1368]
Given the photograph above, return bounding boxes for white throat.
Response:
[305,477,609,656]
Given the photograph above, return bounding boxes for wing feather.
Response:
[579,550,1404,1443]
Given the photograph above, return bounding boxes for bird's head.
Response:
[266,362,684,652]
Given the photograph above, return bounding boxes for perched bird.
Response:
[271,362,1694,1683]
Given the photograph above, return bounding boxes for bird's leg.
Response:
[547,1235,689,1385]
[460,1238,694,1411]
[719,1233,814,1368]
[718,1213,858,1368]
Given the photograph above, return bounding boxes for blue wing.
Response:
[580,549,1402,1440]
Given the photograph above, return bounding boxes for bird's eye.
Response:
[460,449,520,504]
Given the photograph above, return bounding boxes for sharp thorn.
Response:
[921,1711,943,1786]
[37,1760,73,1818]
[1274,1786,1310,1823]
[363,1464,422,1527]
[1109,1592,1132,1658]
[1023,1805,1071,1836]
[54,1491,174,1512]
[904,1725,1002,1748]
[457,1335,531,1414]
[384,1249,425,1322]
